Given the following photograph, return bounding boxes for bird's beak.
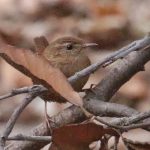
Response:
[82,43,98,48]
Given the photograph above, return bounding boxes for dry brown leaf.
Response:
[50,122,118,150]
[0,44,83,106]
[123,138,150,150]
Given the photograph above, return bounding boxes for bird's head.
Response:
[44,36,98,59]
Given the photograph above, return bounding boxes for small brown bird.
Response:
[34,36,97,102]
[34,36,97,126]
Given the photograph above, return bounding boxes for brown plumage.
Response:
[34,36,97,103]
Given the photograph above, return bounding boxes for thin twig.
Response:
[7,135,51,142]
[95,117,122,130]
[69,34,150,83]
[99,110,150,129]
[0,85,45,149]
[123,111,150,125]
[0,85,46,101]
[118,122,150,131]
[0,95,35,150]
[96,115,150,131]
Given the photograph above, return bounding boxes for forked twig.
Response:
[0,86,45,150]
[0,85,46,101]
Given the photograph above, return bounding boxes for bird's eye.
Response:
[66,43,73,50]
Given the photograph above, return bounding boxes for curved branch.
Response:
[84,47,150,102]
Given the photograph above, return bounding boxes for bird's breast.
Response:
[48,53,90,91]
[60,54,90,91]
[59,54,90,77]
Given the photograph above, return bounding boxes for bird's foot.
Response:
[45,113,54,134]
[85,116,96,124]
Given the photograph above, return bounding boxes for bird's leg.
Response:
[80,106,96,124]
[44,101,54,133]
[80,106,93,118]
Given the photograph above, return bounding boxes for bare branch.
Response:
[84,45,150,102]
[69,34,150,83]
[0,85,46,101]
[7,135,51,142]
[0,95,35,150]
[83,99,138,117]
[5,103,150,150]
[121,111,150,125]
[119,122,150,130]
[6,106,85,150]
[0,86,45,150]
[95,110,150,131]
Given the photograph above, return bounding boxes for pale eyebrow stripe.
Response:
[54,43,80,49]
